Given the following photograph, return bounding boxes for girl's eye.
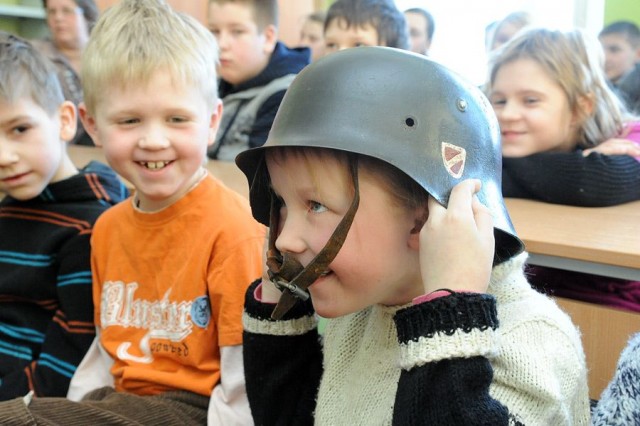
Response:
[489,97,506,107]
[119,118,139,125]
[524,97,539,104]
[12,124,30,135]
[325,42,337,50]
[169,116,188,123]
[308,200,327,213]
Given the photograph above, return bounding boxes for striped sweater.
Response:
[0,161,127,400]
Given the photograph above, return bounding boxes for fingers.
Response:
[446,179,481,214]
[583,139,640,157]
[418,179,495,295]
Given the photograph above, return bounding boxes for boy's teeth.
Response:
[143,161,169,170]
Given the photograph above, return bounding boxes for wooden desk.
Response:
[68,145,249,199]
[555,296,640,400]
[505,198,640,280]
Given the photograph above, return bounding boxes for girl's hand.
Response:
[583,138,640,157]
[419,179,495,295]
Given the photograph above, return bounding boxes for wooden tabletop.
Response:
[505,198,640,272]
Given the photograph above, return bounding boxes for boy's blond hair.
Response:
[209,0,278,31]
[82,0,219,114]
[0,31,64,115]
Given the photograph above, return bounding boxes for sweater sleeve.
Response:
[502,151,640,206]
[392,293,522,425]
[242,279,322,426]
[0,232,95,399]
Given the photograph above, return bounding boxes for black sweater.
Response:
[0,161,128,400]
[502,151,640,206]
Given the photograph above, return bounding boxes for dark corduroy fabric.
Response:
[0,387,208,425]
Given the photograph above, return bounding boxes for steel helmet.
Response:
[236,47,524,317]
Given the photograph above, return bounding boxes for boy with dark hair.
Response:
[207,0,310,161]
[0,0,264,424]
[599,20,640,113]
[323,0,409,54]
[404,7,435,55]
[599,20,640,85]
[0,31,126,400]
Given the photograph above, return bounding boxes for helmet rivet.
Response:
[456,98,467,112]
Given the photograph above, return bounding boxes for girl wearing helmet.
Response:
[237,46,590,425]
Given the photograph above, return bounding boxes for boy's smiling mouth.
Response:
[139,161,172,170]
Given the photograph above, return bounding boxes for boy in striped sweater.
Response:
[0,32,127,400]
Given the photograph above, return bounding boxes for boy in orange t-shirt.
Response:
[0,0,264,424]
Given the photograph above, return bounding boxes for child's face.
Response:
[81,71,221,211]
[0,97,77,200]
[267,151,423,318]
[300,19,325,62]
[208,2,277,85]
[45,0,90,50]
[491,22,523,51]
[405,11,430,55]
[599,33,639,83]
[489,58,579,157]
[324,18,380,55]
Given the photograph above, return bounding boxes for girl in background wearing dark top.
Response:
[486,28,640,311]
[33,0,99,146]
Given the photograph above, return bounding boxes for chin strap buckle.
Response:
[268,270,310,301]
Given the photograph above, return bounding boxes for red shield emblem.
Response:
[441,142,466,179]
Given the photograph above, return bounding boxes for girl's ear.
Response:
[572,92,595,125]
[408,204,428,250]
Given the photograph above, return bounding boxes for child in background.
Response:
[0,32,126,400]
[323,0,409,54]
[207,0,309,161]
[489,11,532,52]
[487,28,640,206]
[299,11,326,62]
[599,21,640,113]
[404,6,435,56]
[599,21,640,87]
[236,46,589,425]
[486,28,640,312]
[33,0,100,146]
[0,1,264,424]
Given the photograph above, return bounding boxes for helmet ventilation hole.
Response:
[404,117,416,128]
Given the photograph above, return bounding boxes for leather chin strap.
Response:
[267,158,360,320]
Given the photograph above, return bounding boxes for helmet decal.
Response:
[441,142,466,179]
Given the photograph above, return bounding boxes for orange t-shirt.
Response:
[91,174,265,396]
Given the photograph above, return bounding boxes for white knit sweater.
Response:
[314,253,590,425]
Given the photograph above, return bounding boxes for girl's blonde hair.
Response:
[487,28,630,148]
[82,0,219,115]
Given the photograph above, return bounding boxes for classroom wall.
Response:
[603,0,640,27]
